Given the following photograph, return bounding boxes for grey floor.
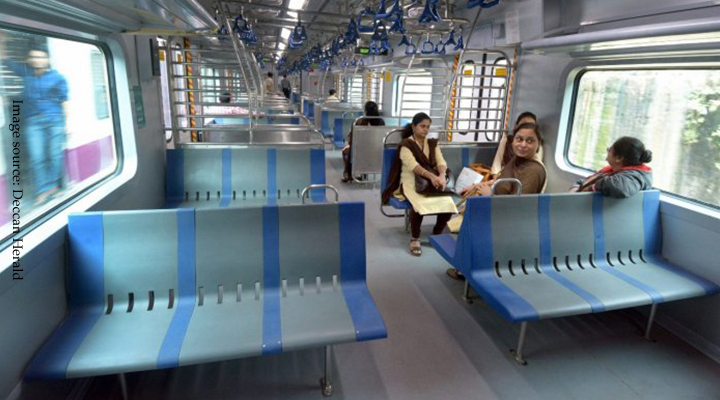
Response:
[20,149,720,400]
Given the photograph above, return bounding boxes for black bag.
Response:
[415,169,455,196]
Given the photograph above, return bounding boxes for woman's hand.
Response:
[477,180,495,196]
[430,174,444,189]
[438,173,447,190]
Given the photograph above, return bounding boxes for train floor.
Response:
[19,149,720,400]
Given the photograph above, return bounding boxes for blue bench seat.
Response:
[430,191,719,363]
[166,148,328,208]
[25,203,386,394]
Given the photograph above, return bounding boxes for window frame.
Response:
[0,20,128,252]
[558,63,720,213]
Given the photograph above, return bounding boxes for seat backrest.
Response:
[167,148,223,202]
[195,208,265,302]
[68,209,193,312]
[490,196,541,276]
[440,146,497,177]
[276,148,326,202]
[544,192,596,270]
[456,196,541,276]
[352,126,400,175]
[380,148,397,194]
[166,148,326,204]
[600,191,661,265]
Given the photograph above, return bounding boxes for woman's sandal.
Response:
[409,239,422,256]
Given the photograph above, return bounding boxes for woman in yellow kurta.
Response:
[382,113,457,256]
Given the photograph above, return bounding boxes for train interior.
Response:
[1,0,720,399]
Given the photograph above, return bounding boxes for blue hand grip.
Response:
[375,0,390,19]
[454,35,464,51]
[357,7,376,33]
[399,35,411,47]
[468,0,500,8]
[421,38,435,54]
[419,0,441,23]
[405,43,417,55]
[389,17,406,33]
[387,0,402,21]
[444,30,457,46]
[435,41,446,54]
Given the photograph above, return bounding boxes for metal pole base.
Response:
[462,280,473,304]
[509,322,528,365]
[644,303,658,341]
[320,378,333,397]
[321,345,333,397]
[118,373,129,400]
[510,349,528,366]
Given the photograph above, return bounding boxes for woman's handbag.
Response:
[415,169,455,196]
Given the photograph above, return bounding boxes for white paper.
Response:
[454,167,484,195]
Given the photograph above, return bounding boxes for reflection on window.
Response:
[0,28,117,240]
[568,69,720,208]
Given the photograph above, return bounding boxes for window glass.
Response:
[0,28,117,240]
[394,73,432,118]
[568,69,720,208]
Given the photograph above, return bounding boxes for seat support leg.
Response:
[462,280,473,304]
[510,322,528,365]
[118,373,129,400]
[645,303,658,341]
[320,345,333,397]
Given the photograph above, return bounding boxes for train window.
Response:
[394,73,432,118]
[567,69,720,208]
[366,71,383,111]
[0,27,118,241]
[343,75,363,106]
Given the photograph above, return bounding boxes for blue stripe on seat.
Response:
[165,149,184,208]
[333,118,345,145]
[267,149,277,205]
[262,206,282,354]
[592,194,664,303]
[538,195,605,313]
[339,203,387,341]
[642,192,720,295]
[465,198,539,322]
[157,209,196,369]
[461,148,469,168]
[310,149,326,203]
[220,148,231,208]
[25,214,105,380]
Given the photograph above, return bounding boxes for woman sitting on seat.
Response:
[573,136,652,198]
[382,113,457,256]
[446,123,546,280]
[490,111,541,176]
[342,101,385,182]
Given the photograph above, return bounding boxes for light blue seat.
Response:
[332,112,364,148]
[430,191,719,363]
[166,148,327,208]
[25,204,387,394]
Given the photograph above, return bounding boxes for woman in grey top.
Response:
[574,136,653,198]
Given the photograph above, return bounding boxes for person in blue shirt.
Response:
[2,41,69,204]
